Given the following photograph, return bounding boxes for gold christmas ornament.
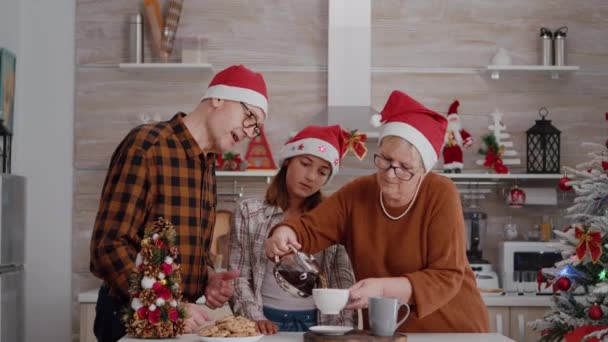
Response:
[161,279,167,286]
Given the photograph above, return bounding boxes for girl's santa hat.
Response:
[202,65,268,117]
[279,125,346,183]
[370,90,447,172]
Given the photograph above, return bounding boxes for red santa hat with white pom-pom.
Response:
[202,64,269,117]
[370,90,447,172]
[279,125,346,183]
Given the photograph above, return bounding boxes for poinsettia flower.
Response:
[157,286,171,300]
[137,306,149,320]
[148,308,161,324]
[152,281,164,293]
[161,263,173,275]
[168,307,179,322]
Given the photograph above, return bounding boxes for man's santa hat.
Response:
[279,125,346,183]
[202,65,268,117]
[370,90,447,172]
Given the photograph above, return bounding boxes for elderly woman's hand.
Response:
[345,278,386,309]
[346,277,413,309]
[264,225,301,259]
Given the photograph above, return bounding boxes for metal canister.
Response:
[539,27,553,66]
[129,13,143,63]
[554,26,568,66]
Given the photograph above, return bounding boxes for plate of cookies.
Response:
[198,315,263,342]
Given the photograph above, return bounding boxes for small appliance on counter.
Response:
[464,201,500,291]
[499,241,563,295]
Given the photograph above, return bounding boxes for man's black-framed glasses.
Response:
[373,154,415,181]
[240,102,262,138]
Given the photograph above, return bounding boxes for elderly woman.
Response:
[229,125,356,334]
[264,91,489,333]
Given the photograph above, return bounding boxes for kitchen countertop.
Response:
[79,289,552,307]
[119,332,515,342]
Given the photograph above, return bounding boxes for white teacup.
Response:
[312,288,349,315]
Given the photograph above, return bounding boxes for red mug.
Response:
[508,186,526,208]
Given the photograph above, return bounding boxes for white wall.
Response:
[0,0,75,341]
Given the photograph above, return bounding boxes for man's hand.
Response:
[183,303,210,333]
[255,319,279,335]
[204,269,240,309]
[264,225,300,259]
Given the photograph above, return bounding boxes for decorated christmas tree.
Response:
[122,218,188,338]
[531,142,608,342]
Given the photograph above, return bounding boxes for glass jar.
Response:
[179,36,208,63]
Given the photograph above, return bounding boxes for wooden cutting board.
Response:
[304,330,407,341]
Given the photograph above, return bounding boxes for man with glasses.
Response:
[265,90,489,333]
[90,65,268,342]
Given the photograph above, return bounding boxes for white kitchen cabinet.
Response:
[487,307,510,336]
[508,307,549,342]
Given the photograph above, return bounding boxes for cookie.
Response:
[198,325,218,337]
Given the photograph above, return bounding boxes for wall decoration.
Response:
[245,128,277,170]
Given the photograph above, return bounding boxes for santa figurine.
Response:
[442,100,473,173]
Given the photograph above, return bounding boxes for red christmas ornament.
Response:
[589,304,603,320]
[559,176,573,191]
[556,276,571,291]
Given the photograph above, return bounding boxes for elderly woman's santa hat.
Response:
[371,91,447,171]
[279,125,346,183]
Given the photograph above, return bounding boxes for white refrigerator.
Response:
[0,175,25,342]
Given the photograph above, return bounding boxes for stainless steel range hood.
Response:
[313,0,379,135]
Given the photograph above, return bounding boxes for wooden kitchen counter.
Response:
[119,332,515,342]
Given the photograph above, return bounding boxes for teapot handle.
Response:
[274,244,300,263]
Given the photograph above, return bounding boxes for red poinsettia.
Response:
[161,263,173,275]
[152,282,171,300]
[168,307,179,322]
[152,281,164,293]
[137,306,149,320]
[148,308,161,324]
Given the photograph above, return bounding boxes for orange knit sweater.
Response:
[280,173,489,333]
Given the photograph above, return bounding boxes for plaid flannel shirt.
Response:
[90,113,217,302]
[229,198,356,327]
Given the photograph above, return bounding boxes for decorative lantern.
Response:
[0,125,11,173]
[526,107,560,174]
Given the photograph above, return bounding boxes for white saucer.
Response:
[309,325,354,335]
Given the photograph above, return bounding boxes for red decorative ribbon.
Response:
[575,226,603,263]
[342,130,368,161]
[483,147,508,174]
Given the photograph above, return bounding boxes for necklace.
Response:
[379,175,424,220]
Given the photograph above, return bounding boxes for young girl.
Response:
[229,125,355,334]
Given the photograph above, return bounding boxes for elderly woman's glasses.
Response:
[373,154,416,181]
[240,102,262,138]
